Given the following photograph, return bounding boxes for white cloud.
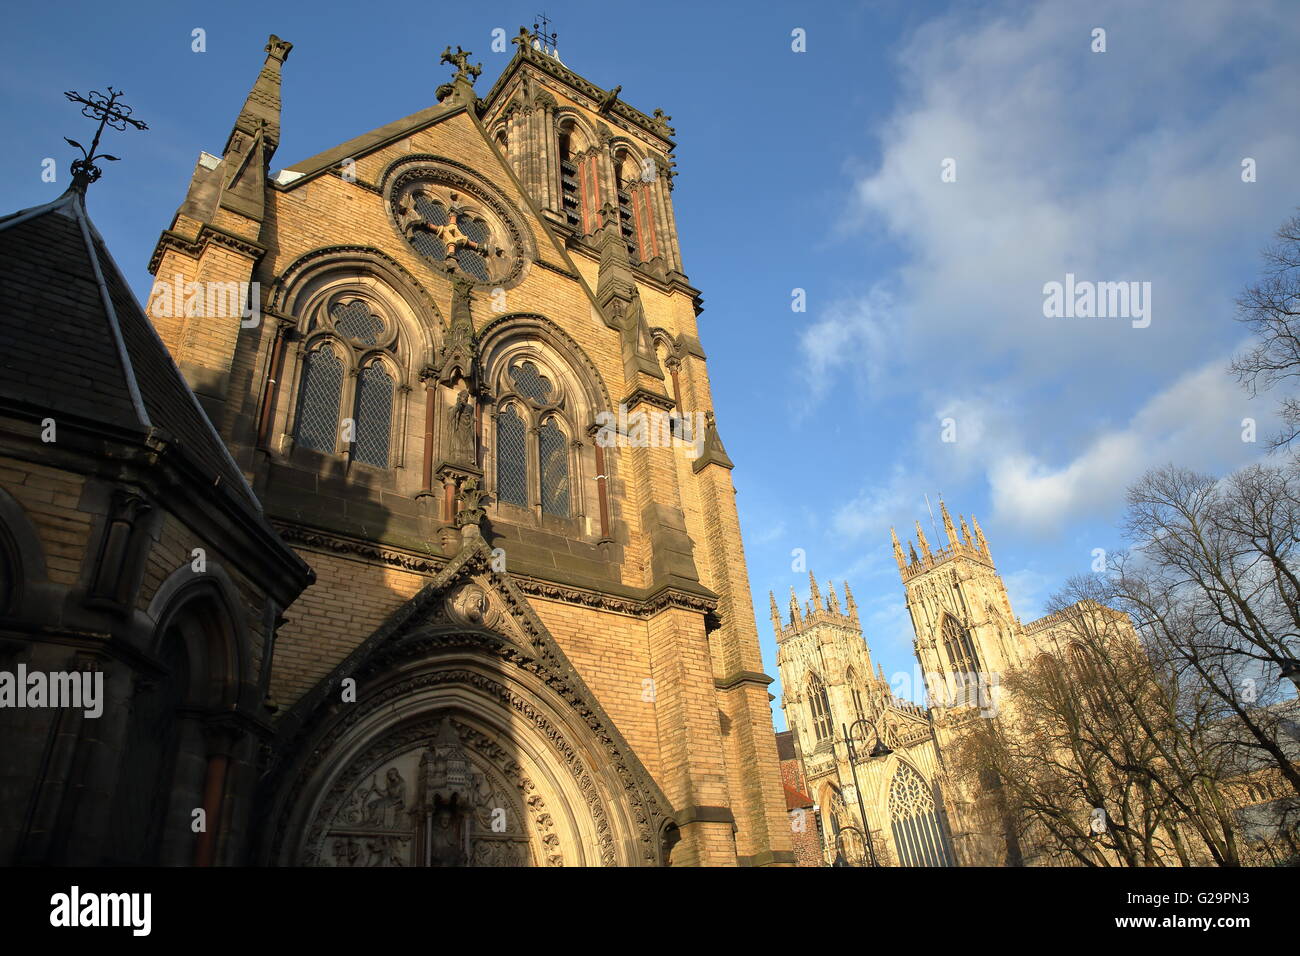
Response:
[1001,567,1054,624]
[796,286,896,408]
[832,462,914,540]
[806,0,1300,531]
[987,352,1276,532]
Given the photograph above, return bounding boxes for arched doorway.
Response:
[107,580,245,865]
[264,575,673,867]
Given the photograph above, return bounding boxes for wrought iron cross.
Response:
[533,13,558,52]
[63,87,148,186]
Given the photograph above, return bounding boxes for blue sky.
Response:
[3,1,1297,731]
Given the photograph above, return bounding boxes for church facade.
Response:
[0,31,791,866]
[775,501,1118,866]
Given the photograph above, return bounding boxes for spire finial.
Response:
[827,581,840,614]
[891,526,906,570]
[808,571,823,612]
[62,87,148,190]
[971,514,990,559]
[843,582,859,624]
[915,520,932,559]
[788,586,802,628]
[940,497,958,547]
[437,45,482,102]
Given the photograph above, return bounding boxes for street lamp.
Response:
[832,824,867,867]
[842,718,893,867]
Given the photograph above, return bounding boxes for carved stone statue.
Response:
[597,85,622,113]
[455,476,491,530]
[439,45,482,84]
[428,804,466,867]
[449,389,476,465]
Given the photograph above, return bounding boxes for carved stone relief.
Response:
[305,716,551,867]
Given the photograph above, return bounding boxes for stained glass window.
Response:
[415,194,448,225]
[333,301,385,345]
[888,765,954,867]
[809,674,833,743]
[509,361,552,402]
[456,215,489,245]
[411,231,445,261]
[496,406,527,507]
[539,419,569,518]
[295,346,343,453]
[455,247,490,281]
[353,364,393,467]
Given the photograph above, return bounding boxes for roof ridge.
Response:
[69,189,152,429]
[80,203,265,513]
[0,188,78,234]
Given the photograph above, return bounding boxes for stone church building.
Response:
[775,501,1119,867]
[0,30,792,866]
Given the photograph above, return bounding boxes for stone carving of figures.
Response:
[429,804,466,867]
[450,389,476,464]
[363,767,406,828]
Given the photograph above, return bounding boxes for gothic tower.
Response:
[142,29,790,866]
[774,573,953,867]
[894,502,1024,865]
[894,501,1019,710]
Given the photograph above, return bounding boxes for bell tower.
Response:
[774,573,896,770]
[479,25,685,284]
[894,501,1019,713]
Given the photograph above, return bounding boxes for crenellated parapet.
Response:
[894,501,995,582]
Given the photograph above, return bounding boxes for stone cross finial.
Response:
[440,45,482,85]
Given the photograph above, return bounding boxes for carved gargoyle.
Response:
[596,85,621,114]
[456,476,491,528]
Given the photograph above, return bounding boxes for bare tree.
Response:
[953,589,1243,866]
[1231,213,1300,450]
[1114,463,1300,801]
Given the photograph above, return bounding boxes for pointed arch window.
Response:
[490,352,582,523]
[538,418,570,517]
[808,674,833,744]
[613,153,640,264]
[851,684,866,723]
[558,127,581,229]
[942,616,980,677]
[496,406,528,507]
[291,297,400,467]
[888,764,954,867]
[295,345,344,453]
[353,363,394,467]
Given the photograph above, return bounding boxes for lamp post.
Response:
[832,824,867,867]
[843,718,893,867]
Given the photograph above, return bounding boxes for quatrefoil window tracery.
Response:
[396,184,508,283]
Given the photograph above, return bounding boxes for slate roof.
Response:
[0,187,263,515]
